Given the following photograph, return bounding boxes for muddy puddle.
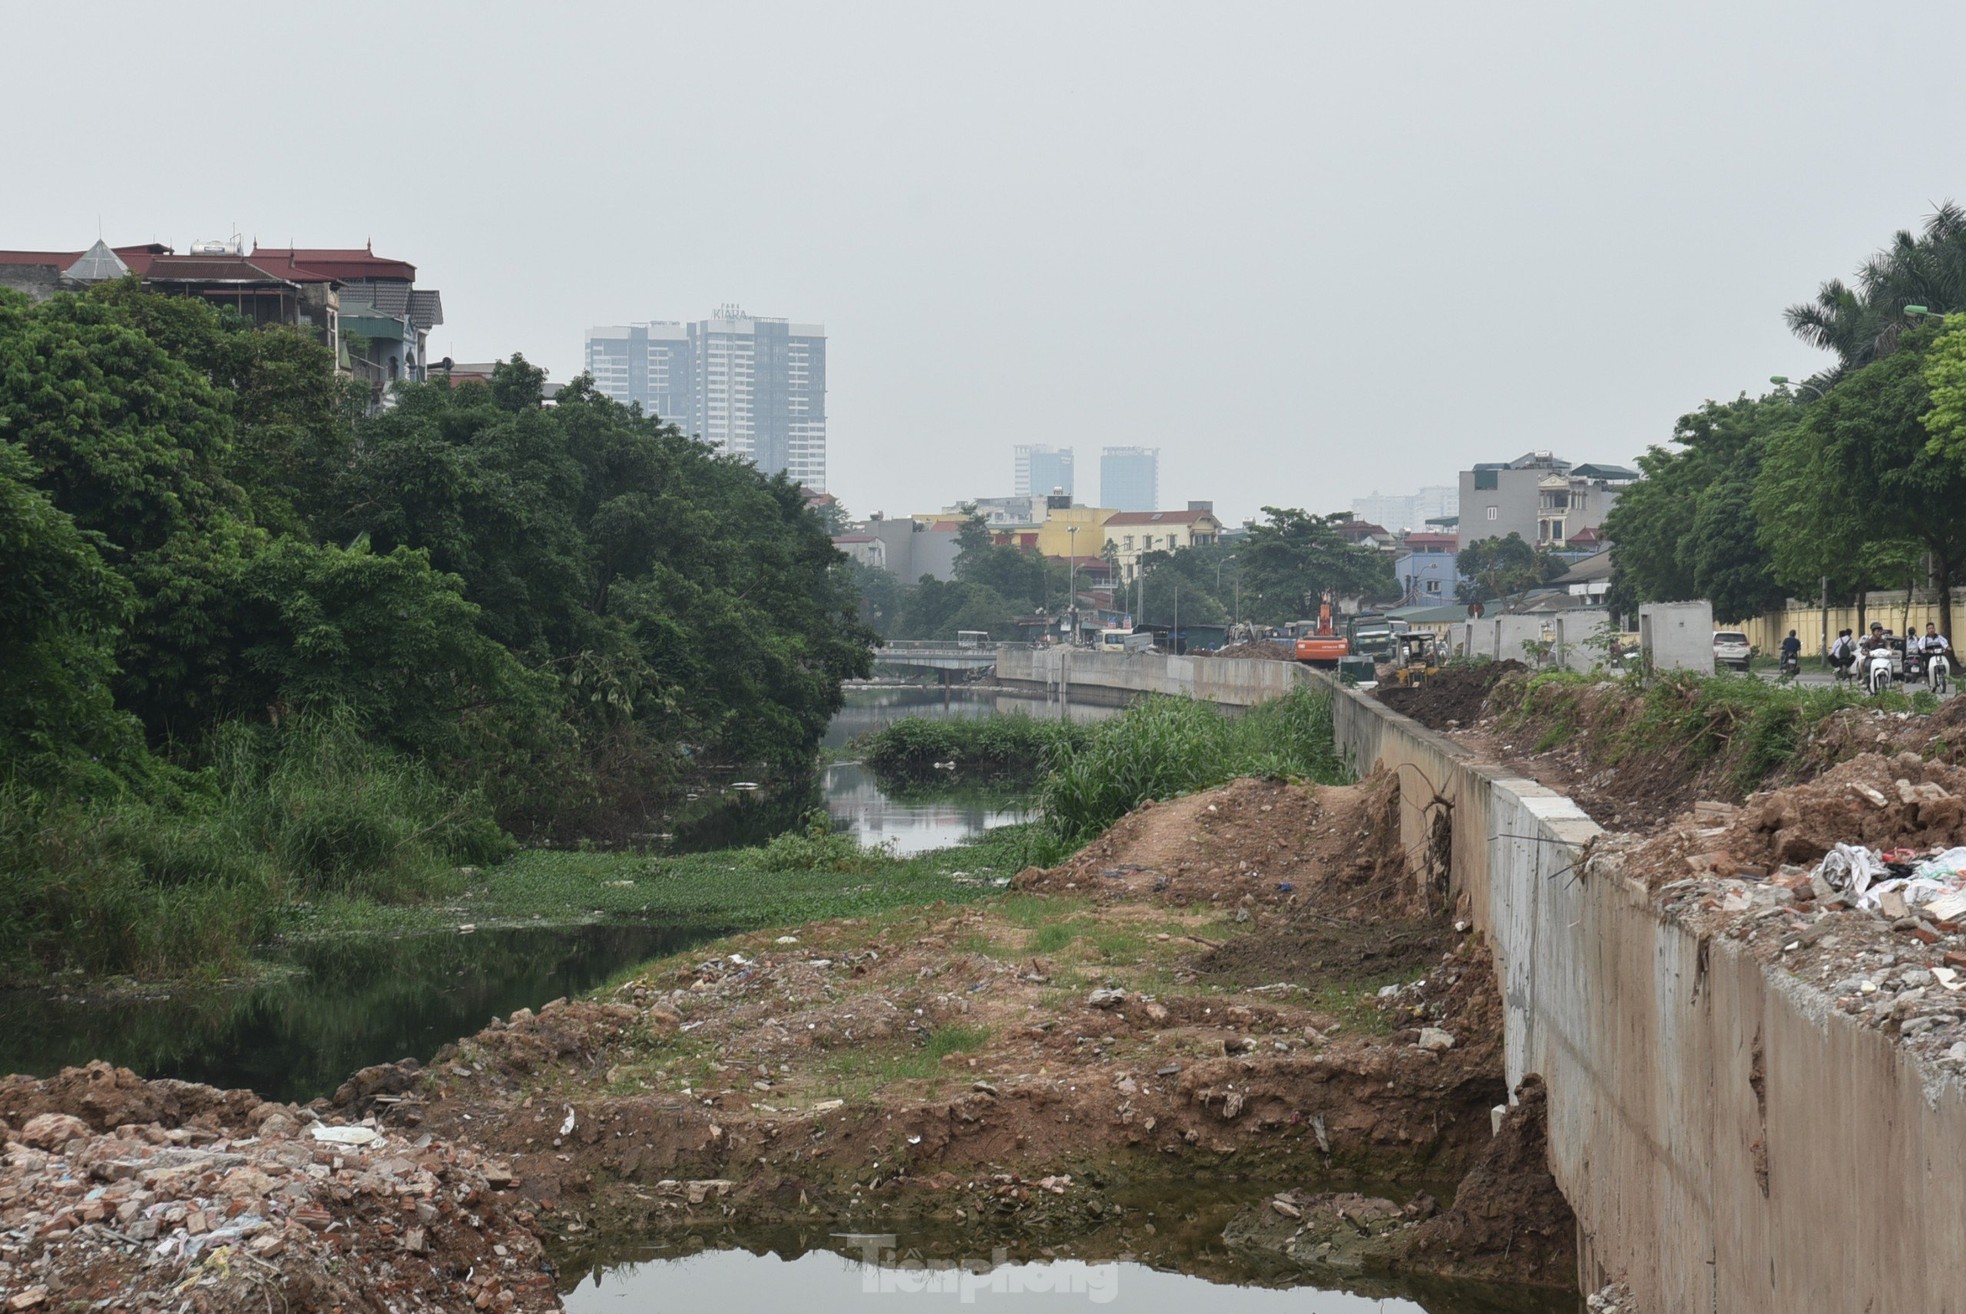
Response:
[558,1206,1577,1314]
[0,923,720,1103]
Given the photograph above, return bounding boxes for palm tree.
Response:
[1788,202,1966,376]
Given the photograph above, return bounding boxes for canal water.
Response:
[556,1215,1577,1314]
[823,685,1117,853]
[0,687,1095,1099]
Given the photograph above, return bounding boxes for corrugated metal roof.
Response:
[250,247,417,282]
[144,255,310,285]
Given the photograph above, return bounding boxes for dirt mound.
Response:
[0,1060,259,1133]
[1014,772,1410,912]
[1375,661,1526,730]
[1688,752,1966,876]
[0,1062,554,1313]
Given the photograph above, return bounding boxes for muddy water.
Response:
[559,1227,1577,1314]
[823,686,1119,853]
[0,923,719,1104]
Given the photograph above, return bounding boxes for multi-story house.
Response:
[1103,507,1223,583]
[1457,452,1636,550]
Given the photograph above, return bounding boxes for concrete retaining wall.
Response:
[994,646,1309,706]
[1329,681,1966,1311]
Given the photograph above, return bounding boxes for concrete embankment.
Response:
[994,645,1309,706]
[1025,651,1966,1310]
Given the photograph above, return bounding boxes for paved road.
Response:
[1745,663,1956,696]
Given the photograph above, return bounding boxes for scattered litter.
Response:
[559,1106,576,1136]
[309,1125,380,1147]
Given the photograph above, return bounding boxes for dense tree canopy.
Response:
[0,285,872,832]
[1601,396,1791,622]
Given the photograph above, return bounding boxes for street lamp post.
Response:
[1214,552,1239,635]
[1769,375,1826,401]
[1067,525,1078,646]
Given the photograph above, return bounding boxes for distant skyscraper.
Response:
[1013,444,1074,498]
[584,305,827,490]
[1350,484,1459,531]
[1100,446,1159,512]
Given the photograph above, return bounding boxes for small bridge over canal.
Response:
[869,640,1000,677]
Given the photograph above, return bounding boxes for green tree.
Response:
[1454,533,1564,605]
[1601,394,1792,621]
[1236,508,1396,624]
[0,442,140,781]
[952,510,1045,610]
[1757,333,1966,639]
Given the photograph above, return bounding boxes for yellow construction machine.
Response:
[1391,631,1441,688]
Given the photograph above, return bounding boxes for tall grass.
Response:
[1038,688,1345,844]
[0,712,510,983]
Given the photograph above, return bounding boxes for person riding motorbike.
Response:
[1828,628,1857,678]
[1923,623,1951,658]
[1780,630,1801,675]
[1861,623,1897,691]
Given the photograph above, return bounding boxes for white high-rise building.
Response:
[584,305,827,490]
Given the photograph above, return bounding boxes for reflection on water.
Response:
[568,1248,1413,1313]
[823,686,1117,853]
[0,923,719,1103]
[561,1233,1575,1314]
[826,760,1030,854]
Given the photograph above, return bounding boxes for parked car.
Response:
[1712,630,1752,671]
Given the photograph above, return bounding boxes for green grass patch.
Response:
[1493,667,1935,797]
[296,820,1067,941]
[857,713,1092,784]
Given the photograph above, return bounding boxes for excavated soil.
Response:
[1375,662,1526,730]
[3,774,1577,1303]
[349,773,1569,1290]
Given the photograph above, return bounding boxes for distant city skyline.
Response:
[585,307,826,490]
[1350,486,1459,533]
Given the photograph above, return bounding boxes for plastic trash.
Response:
[1817,843,1890,898]
[309,1125,380,1147]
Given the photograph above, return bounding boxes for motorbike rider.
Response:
[1780,630,1801,667]
[1923,623,1952,660]
[1828,628,1857,676]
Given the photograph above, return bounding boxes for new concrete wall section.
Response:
[994,647,1309,707]
[1329,679,1966,1311]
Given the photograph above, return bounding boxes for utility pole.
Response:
[1820,574,1830,662]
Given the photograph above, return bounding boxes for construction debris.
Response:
[0,1061,555,1313]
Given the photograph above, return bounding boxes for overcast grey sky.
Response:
[7,1,1966,526]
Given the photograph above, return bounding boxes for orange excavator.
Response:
[1290,591,1350,667]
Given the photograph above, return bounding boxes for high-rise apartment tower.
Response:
[584,306,827,490]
